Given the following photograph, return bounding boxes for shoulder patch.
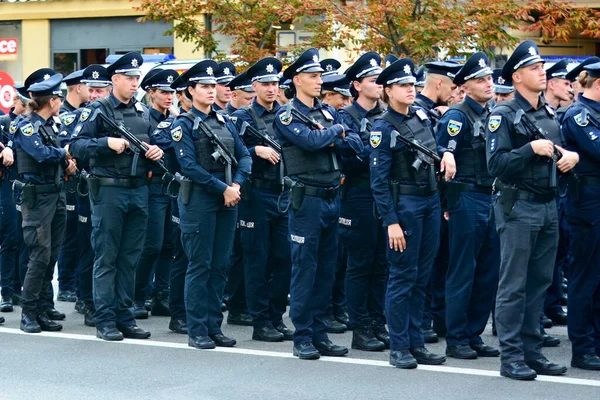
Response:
[447,120,462,136]
[279,113,292,126]
[20,123,34,137]
[370,131,382,148]
[79,108,92,122]
[416,109,428,121]
[171,126,183,142]
[60,113,77,126]
[9,122,17,134]
[157,120,172,129]
[488,116,502,133]
[573,112,589,127]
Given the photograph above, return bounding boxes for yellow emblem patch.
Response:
[171,126,183,142]
[79,108,91,122]
[370,131,382,148]
[279,113,292,126]
[447,120,462,136]
[20,123,34,137]
[488,116,502,133]
[61,113,76,126]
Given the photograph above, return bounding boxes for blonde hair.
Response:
[577,71,599,89]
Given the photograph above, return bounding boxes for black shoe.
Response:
[542,333,561,347]
[389,349,418,369]
[132,301,149,319]
[188,335,215,349]
[253,325,284,342]
[421,327,439,343]
[221,302,228,312]
[433,315,447,337]
[169,319,188,334]
[571,353,600,370]
[57,290,77,303]
[526,357,567,376]
[324,315,347,333]
[446,344,478,359]
[0,315,3,324]
[293,342,320,360]
[74,300,89,314]
[410,346,446,365]
[274,323,294,341]
[334,311,350,327]
[210,333,236,347]
[144,299,153,311]
[151,291,170,317]
[351,320,385,352]
[541,315,553,329]
[470,342,500,357]
[227,311,253,326]
[0,297,13,312]
[45,308,66,321]
[84,309,96,327]
[559,294,568,306]
[373,321,390,349]
[314,339,348,357]
[500,361,537,380]
[20,314,41,333]
[37,313,63,331]
[547,310,567,326]
[96,326,124,341]
[118,324,151,339]
[12,294,21,306]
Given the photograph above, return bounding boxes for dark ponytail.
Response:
[27,95,53,113]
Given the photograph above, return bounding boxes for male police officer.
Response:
[486,40,579,380]
[71,52,164,341]
[436,53,500,360]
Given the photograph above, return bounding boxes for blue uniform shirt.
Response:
[170,105,251,195]
[562,94,600,178]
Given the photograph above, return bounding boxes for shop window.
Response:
[53,52,78,75]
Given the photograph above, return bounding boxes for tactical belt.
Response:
[390,182,436,197]
[97,177,147,189]
[149,173,166,184]
[495,181,555,204]
[303,184,340,199]
[446,181,492,195]
[344,175,371,188]
[579,176,600,186]
[31,183,62,194]
[251,178,283,194]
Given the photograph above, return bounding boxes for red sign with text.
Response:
[0,38,18,61]
[0,72,16,114]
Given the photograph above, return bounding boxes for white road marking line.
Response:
[1,327,599,387]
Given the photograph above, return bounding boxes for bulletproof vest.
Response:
[242,105,279,181]
[500,100,562,189]
[449,101,493,187]
[183,112,235,173]
[282,102,341,185]
[16,118,62,180]
[89,97,151,176]
[379,108,437,185]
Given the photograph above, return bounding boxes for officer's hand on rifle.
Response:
[255,145,280,165]
[108,137,130,154]
[388,223,407,252]
[530,139,554,158]
[554,145,579,173]
[223,185,241,207]
[0,147,14,166]
[142,143,164,161]
[440,151,456,181]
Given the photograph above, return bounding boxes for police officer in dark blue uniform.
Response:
[370,58,452,369]
[231,57,294,342]
[56,69,89,304]
[338,52,389,351]
[70,52,164,341]
[170,60,252,349]
[415,66,425,93]
[214,62,236,112]
[274,48,362,360]
[14,73,77,333]
[561,61,600,370]
[132,68,179,319]
[486,41,579,380]
[436,53,500,360]
[225,71,255,116]
[492,68,515,105]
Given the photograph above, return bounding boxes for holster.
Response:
[85,175,101,202]
[179,178,192,205]
[440,181,461,211]
[497,186,518,217]
[13,180,36,208]
[567,174,581,202]
[290,183,306,212]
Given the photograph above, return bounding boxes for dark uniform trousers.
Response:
[15,205,30,294]
[341,185,387,326]
[445,191,499,346]
[181,189,237,338]
[566,185,600,357]
[0,174,19,300]
[226,223,247,313]
[91,186,149,329]
[76,193,93,304]
[386,193,440,351]
[289,194,339,345]
[169,198,187,321]
[21,192,67,316]
[135,182,173,302]
[239,188,291,328]
[544,197,569,316]
[423,217,448,331]
[57,191,78,293]
[493,198,558,364]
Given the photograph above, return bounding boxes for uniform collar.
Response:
[62,100,77,112]
[252,98,280,117]
[514,90,546,112]
[387,105,413,123]
[108,92,136,109]
[30,112,51,125]
[464,96,487,115]
[292,97,325,112]
[416,93,437,109]
[226,103,237,114]
[579,93,600,113]
[150,107,168,122]
[190,106,209,120]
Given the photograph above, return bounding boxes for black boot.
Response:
[151,290,170,317]
[372,319,390,349]
[351,319,385,351]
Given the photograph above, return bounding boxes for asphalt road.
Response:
[1,288,599,400]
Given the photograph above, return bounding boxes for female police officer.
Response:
[170,60,251,350]
[370,58,454,368]
[561,61,600,371]
[14,72,77,333]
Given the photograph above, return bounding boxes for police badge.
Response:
[370,131,382,148]
[488,116,502,133]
